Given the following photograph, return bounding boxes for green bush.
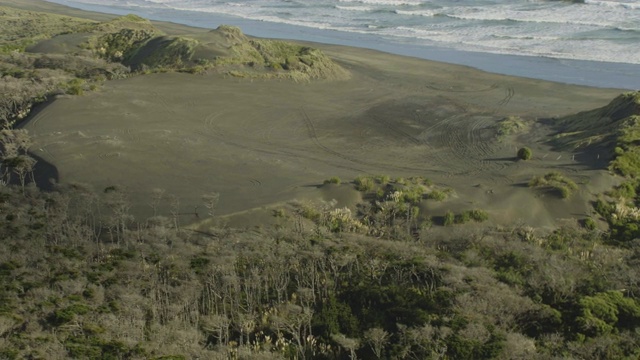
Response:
[324,176,341,185]
[582,217,597,231]
[443,211,455,226]
[49,304,91,326]
[65,78,85,95]
[529,171,578,198]
[517,147,532,160]
[454,212,471,224]
[468,209,489,222]
[374,174,390,185]
[401,185,425,204]
[427,190,447,201]
[354,176,374,192]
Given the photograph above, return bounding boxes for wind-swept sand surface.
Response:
[14,0,625,228]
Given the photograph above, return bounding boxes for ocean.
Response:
[43,0,640,89]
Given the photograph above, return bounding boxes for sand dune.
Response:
[10,0,625,229]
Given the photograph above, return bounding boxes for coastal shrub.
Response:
[401,185,425,204]
[468,209,489,222]
[299,203,320,221]
[496,116,527,139]
[610,144,640,178]
[374,174,390,185]
[517,147,532,160]
[582,217,597,231]
[443,211,455,226]
[324,176,341,185]
[272,209,286,218]
[49,304,91,326]
[354,176,374,192]
[427,190,447,201]
[65,78,85,95]
[529,171,577,198]
[454,212,471,224]
[607,181,637,199]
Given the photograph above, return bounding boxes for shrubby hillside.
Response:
[0,161,639,359]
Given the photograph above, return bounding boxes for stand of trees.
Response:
[0,166,639,359]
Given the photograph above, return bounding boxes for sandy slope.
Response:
[11,0,625,229]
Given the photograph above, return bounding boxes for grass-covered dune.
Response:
[551,91,640,176]
[0,5,347,127]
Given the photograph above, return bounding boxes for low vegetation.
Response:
[551,91,640,173]
[443,209,489,226]
[529,171,578,198]
[0,7,348,127]
[517,147,532,160]
[0,162,638,358]
[610,113,640,177]
[495,115,528,140]
[323,176,341,185]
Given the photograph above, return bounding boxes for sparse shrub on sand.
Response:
[529,171,578,198]
[453,209,489,224]
[468,209,489,222]
[374,174,390,185]
[299,204,320,221]
[496,116,528,139]
[427,190,447,201]
[354,175,374,192]
[443,211,455,226]
[517,147,532,160]
[324,176,341,185]
[582,217,597,231]
[272,209,286,218]
[400,185,425,204]
[64,78,85,95]
[454,211,471,224]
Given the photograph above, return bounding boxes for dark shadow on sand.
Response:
[484,157,517,162]
[28,152,59,191]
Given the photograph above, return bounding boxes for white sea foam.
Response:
[42,0,640,65]
[337,0,425,5]
[335,5,376,12]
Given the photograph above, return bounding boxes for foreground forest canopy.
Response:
[1,166,640,359]
[2,2,640,359]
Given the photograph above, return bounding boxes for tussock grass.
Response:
[529,171,578,198]
[209,26,349,81]
[552,92,640,149]
[0,6,94,53]
[496,116,528,140]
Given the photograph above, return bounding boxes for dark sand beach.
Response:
[5,0,626,229]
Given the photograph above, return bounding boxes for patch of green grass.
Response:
[443,211,455,227]
[468,209,489,222]
[427,190,447,201]
[610,115,640,177]
[400,185,425,204]
[324,176,341,185]
[0,6,94,54]
[581,217,597,231]
[374,174,390,185]
[529,171,578,198]
[453,209,489,224]
[354,175,375,192]
[495,116,528,139]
